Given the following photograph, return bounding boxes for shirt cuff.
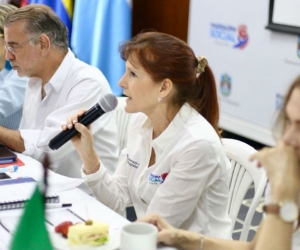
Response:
[81,159,107,182]
[19,129,43,157]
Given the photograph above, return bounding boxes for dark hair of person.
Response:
[3,4,68,52]
[119,31,220,134]
[274,75,300,139]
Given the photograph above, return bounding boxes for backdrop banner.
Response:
[188,0,300,145]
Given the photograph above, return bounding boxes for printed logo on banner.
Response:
[233,25,249,49]
[275,93,284,110]
[298,36,300,59]
[220,74,232,96]
[210,23,249,49]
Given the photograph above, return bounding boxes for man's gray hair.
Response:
[3,4,68,52]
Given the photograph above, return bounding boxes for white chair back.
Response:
[116,97,132,151]
[222,138,267,241]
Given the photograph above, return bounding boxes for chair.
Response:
[222,138,268,241]
[116,96,132,151]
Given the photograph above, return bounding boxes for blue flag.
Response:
[71,0,132,96]
[23,0,73,42]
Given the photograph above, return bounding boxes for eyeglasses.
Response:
[4,38,34,55]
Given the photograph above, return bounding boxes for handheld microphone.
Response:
[48,93,118,150]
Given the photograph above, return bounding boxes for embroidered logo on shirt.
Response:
[149,172,168,184]
[127,154,140,168]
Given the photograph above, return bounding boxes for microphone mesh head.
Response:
[99,93,118,112]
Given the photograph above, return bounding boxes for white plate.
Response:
[50,228,120,250]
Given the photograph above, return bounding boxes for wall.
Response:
[132,0,189,41]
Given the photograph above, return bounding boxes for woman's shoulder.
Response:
[171,105,222,148]
[183,115,220,144]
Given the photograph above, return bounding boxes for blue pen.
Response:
[0,165,18,173]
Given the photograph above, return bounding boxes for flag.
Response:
[9,187,52,250]
[10,155,52,250]
[20,0,73,42]
[4,60,12,70]
[71,0,132,96]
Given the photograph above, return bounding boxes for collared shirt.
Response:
[19,49,119,179]
[0,68,27,130]
[265,184,300,249]
[83,104,232,238]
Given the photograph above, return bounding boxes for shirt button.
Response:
[141,199,147,205]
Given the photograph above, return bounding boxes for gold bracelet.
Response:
[83,159,100,173]
[200,235,204,250]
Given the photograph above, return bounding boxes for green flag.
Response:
[10,185,53,250]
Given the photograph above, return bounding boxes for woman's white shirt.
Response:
[82,104,232,238]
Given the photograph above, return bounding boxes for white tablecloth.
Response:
[0,153,176,250]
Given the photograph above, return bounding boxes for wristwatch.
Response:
[263,201,299,223]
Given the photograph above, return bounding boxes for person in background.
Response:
[63,31,232,237]
[139,75,300,250]
[0,4,119,182]
[0,4,27,130]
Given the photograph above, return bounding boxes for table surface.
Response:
[0,153,176,250]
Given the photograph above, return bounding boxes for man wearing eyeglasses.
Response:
[0,4,27,130]
[0,4,119,184]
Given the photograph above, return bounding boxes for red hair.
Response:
[120,32,220,134]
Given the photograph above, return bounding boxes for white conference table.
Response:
[0,153,176,250]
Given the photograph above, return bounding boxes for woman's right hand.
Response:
[61,109,99,170]
[138,213,201,250]
[138,213,178,246]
